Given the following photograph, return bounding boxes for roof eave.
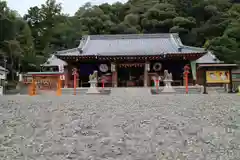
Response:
[57,52,205,56]
[197,63,238,69]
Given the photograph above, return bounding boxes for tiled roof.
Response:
[56,33,206,56]
[198,64,238,68]
[196,52,221,64]
[55,48,80,56]
[42,55,68,66]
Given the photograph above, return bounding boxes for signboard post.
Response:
[198,64,237,94]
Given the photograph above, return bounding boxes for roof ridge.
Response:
[80,36,90,52]
[169,33,182,49]
[169,34,206,51]
[87,33,179,40]
[56,33,206,57]
[56,48,79,54]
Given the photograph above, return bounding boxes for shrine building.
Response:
[53,33,220,87]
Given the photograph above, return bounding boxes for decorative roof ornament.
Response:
[77,48,83,54]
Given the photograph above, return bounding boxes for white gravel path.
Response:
[0,94,240,160]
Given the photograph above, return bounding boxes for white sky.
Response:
[6,0,127,16]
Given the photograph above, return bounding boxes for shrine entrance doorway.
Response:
[117,63,144,87]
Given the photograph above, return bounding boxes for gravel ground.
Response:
[0,94,240,160]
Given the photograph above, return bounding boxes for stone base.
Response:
[86,87,100,94]
[150,86,203,94]
[161,86,176,93]
[150,88,161,94]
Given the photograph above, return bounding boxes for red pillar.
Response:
[73,74,76,95]
[156,79,159,91]
[102,79,105,89]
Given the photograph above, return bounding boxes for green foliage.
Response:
[0,0,239,80]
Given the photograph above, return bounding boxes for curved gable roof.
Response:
[196,52,221,64]
[42,55,68,66]
[56,33,206,56]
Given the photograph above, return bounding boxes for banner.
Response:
[190,61,196,80]
[206,71,230,83]
[58,65,64,73]
[58,65,65,80]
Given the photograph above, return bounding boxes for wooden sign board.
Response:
[24,75,59,90]
[206,71,230,83]
[35,76,59,90]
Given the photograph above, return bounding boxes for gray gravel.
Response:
[0,94,240,160]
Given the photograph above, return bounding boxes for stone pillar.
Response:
[144,62,150,87]
[111,62,118,87]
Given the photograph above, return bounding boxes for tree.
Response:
[205,3,240,63]
[24,0,62,56]
[0,0,239,74]
[0,1,22,80]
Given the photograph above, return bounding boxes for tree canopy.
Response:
[0,0,240,76]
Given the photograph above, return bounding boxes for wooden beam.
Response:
[57,52,206,61]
